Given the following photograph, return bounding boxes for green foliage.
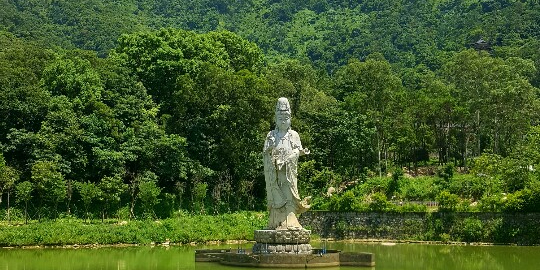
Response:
[1,0,540,223]
[305,106,375,178]
[439,233,451,243]
[471,153,504,177]
[398,202,427,213]
[137,171,161,217]
[4,0,540,76]
[0,31,53,143]
[516,126,540,166]
[353,177,390,197]
[436,191,460,212]
[449,174,491,201]
[442,50,538,159]
[387,168,403,198]
[459,218,484,243]
[502,181,540,213]
[336,56,403,176]
[368,192,394,212]
[42,56,103,102]
[309,195,330,211]
[75,181,100,221]
[15,181,33,223]
[193,182,208,214]
[15,181,33,205]
[31,160,66,215]
[115,28,262,105]
[98,175,127,219]
[328,190,359,212]
[0,211,267,246]
[399,176,438,201]
[437,163,454,183]
[298,159,318,195]
[0,154,17,201]
[479,193,505,212]
[300,165,340,198]
[471,152,531,194]
[114,28,271,211]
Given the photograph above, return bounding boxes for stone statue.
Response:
[263,97,310,230]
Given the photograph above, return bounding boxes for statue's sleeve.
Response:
[263,131,274,153]
[290,130,302,150]
[263,130,275,209]
[290,130,310,156]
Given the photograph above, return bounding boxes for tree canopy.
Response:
[1,0,540,218]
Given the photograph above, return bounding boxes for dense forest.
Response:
[1,0,540,222]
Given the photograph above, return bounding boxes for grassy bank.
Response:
[0,211,267,247]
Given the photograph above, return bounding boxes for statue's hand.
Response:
[286,149,300,161]
[300,196,311,209]
[301,148,310,155]
[276,159,285,170]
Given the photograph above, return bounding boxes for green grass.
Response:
[0,211,267,247]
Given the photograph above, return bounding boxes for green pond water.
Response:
[1,242,539,270]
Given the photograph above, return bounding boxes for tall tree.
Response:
[0,153,18,222]
[442,50,539,163]
[30,160,66,219]
[335,55,403,176]
[15,181,33,224]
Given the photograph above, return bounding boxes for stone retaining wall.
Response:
[299,211,540,245]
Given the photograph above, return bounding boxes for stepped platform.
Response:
[195,229,375,268]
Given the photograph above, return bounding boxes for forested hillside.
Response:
[1,0,540,221]
[3,0,540,71]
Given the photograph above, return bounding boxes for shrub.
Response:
[399,176,437,201]
[439,233,451,243]
[479,194,505,212]
[0,208,25,222]
[503,182,540,212]
[310,196,330,210]
[0,212,268,246]
[398,202,427,212]
[328,190,359,211]
[387,168,403,197]
[368,192,394,212]
[500,158,531,193]
[436,191,459,212]
[460,218,483,242]
[449,174,488,200]
[456,199,478,212]
[437,163,454,183]
[299,161,335,196]
[353,177,390,198]
[503,191,526,212]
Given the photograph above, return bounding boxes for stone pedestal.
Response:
[252,229,312,254]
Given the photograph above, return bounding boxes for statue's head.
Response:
[275,97,291,131]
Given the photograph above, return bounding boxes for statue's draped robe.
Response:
[263,129,309,230]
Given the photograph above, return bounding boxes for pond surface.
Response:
[1,242,539,270]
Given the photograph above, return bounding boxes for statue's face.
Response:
[276,112,291,131]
